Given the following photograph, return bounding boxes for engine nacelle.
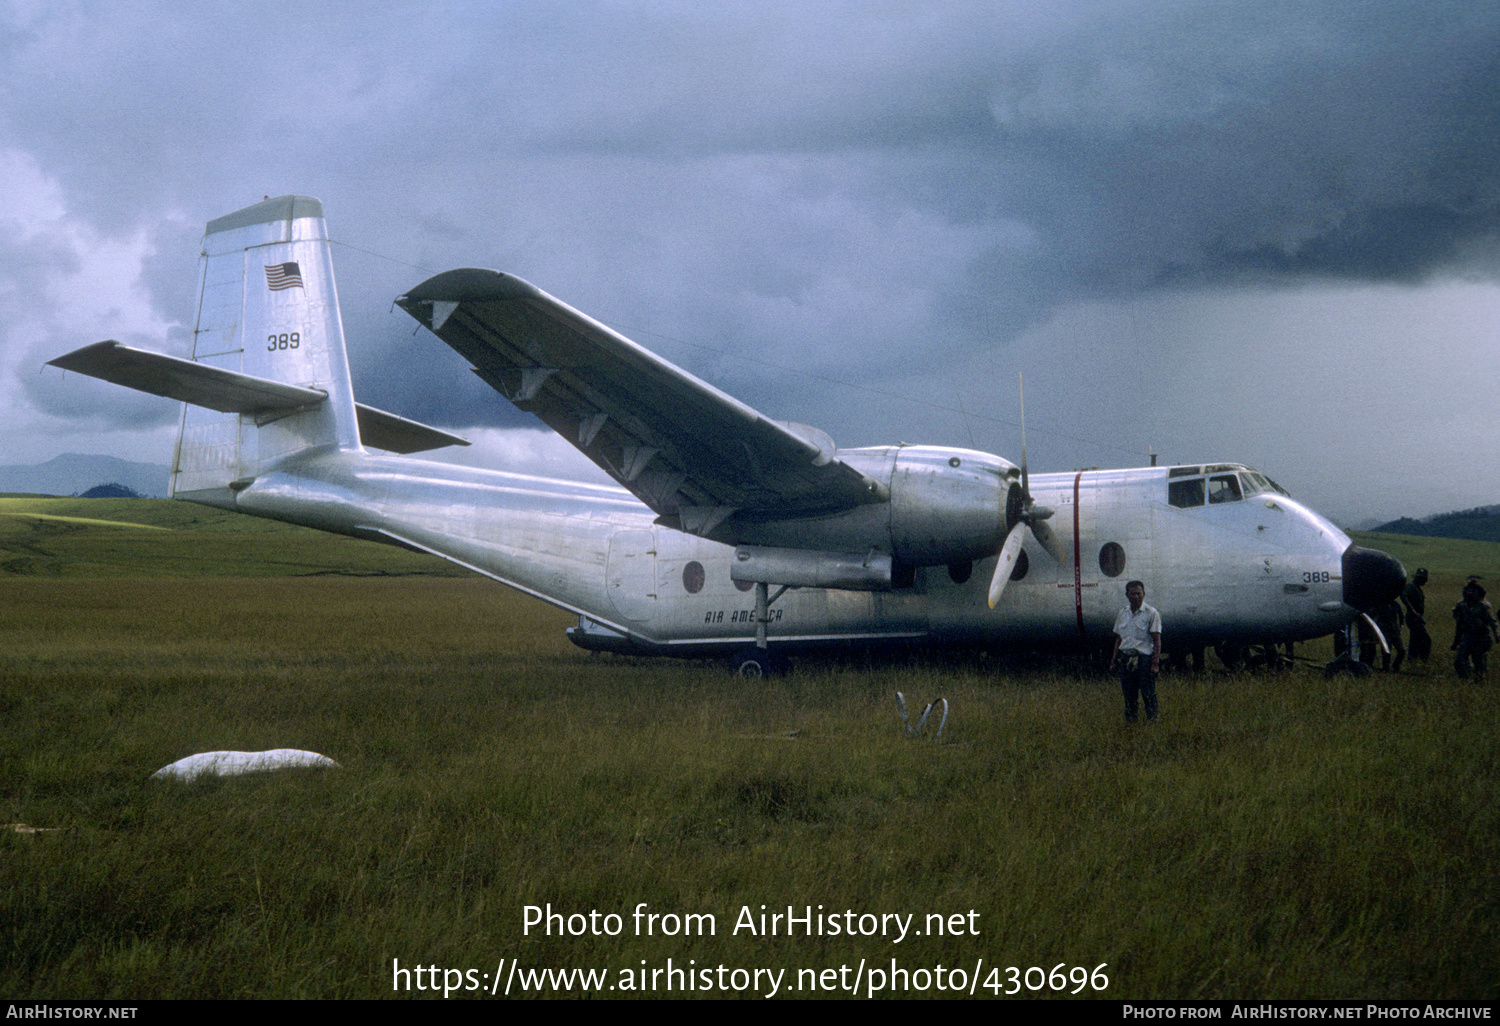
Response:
[887,446,1013,567]
[709,445,1018,579]
[731,545,892,590]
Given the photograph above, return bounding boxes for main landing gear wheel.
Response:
[1245,642,1291,672]
[1214,641,1247,671]
[1323,654,1373,679]
[1167,646,1207,672]
[731,647,788,678]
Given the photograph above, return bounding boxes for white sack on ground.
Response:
[151,749,340,781]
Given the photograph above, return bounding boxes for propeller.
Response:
[987,373,1065,609]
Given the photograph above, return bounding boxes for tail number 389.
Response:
[267,332,301,351]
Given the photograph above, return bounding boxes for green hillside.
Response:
[1373,506,1500,544]
[0,497,465,578]
[1349,530,1500,583]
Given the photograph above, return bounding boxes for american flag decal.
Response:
[264,262,304,291]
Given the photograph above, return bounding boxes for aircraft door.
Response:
[606,529,657,622]
[1090,474,1155,629]
[1151,502,1218,639]
[1071,472,1107,637]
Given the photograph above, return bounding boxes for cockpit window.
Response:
[1208,474,1242,504]
[1240,467,1290,497]
[1168,478,1205,508]
[1168,465,1282,506]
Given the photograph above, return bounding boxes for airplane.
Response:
[47,195,1407,676]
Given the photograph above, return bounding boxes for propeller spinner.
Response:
[987,374,1064,609]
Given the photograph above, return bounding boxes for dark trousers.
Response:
[1454,638,1490,678]
[1380,629,1405,671]
[1120,657,1158,722]
[1408,620,1432,661]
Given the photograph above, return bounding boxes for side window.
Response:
[1208,475,1243,504]
[1168,478,1205,508]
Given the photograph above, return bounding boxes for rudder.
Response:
[173,195,360,500]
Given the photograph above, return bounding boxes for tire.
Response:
[731,647,786,678]
[1214,641,1246,671]
[1246,642,1290,672]
[1324,655,1373,679]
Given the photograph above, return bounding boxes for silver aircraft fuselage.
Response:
[49,195,1404,664]
[216,444,1359,658]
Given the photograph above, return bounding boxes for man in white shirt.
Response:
[1109,580,1161,723]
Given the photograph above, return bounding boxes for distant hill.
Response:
[1373,505,1500,543]
[0,454,169,498]
[79,483,144,498]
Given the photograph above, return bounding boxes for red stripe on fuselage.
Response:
[1073,471,1084,635]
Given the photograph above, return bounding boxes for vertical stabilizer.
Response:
[172,195,360,500]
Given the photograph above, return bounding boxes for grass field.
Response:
[2,499,1497,999]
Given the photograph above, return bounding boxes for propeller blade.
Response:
[1358,611,1390,655]
[987,523,1027,609]
[1029,517,1065,563]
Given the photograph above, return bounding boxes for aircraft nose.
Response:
[1342,544,1406,612]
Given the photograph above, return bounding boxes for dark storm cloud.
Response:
[3,2,1498,508]
[963,5,1500,302]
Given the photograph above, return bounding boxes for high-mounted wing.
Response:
[396,269,885,532]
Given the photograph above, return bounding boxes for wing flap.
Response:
[395,269,883,521]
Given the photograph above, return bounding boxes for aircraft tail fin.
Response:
[171,195,361,501]
[49,196,471,508]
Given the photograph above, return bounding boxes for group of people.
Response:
[1365,569,1497,678]
[1364,569,1426,672]
[1107,571,1499,724]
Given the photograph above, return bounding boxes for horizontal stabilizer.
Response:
[50,340,467,453]
[355,405,469,453]
[49,340,325,415]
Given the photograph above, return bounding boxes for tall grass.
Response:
[0,506,1495,998]
[3,575,1496,998]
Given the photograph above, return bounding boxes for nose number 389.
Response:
[1302,570,1332,583]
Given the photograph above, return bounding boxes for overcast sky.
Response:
[5,1,1498,524]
